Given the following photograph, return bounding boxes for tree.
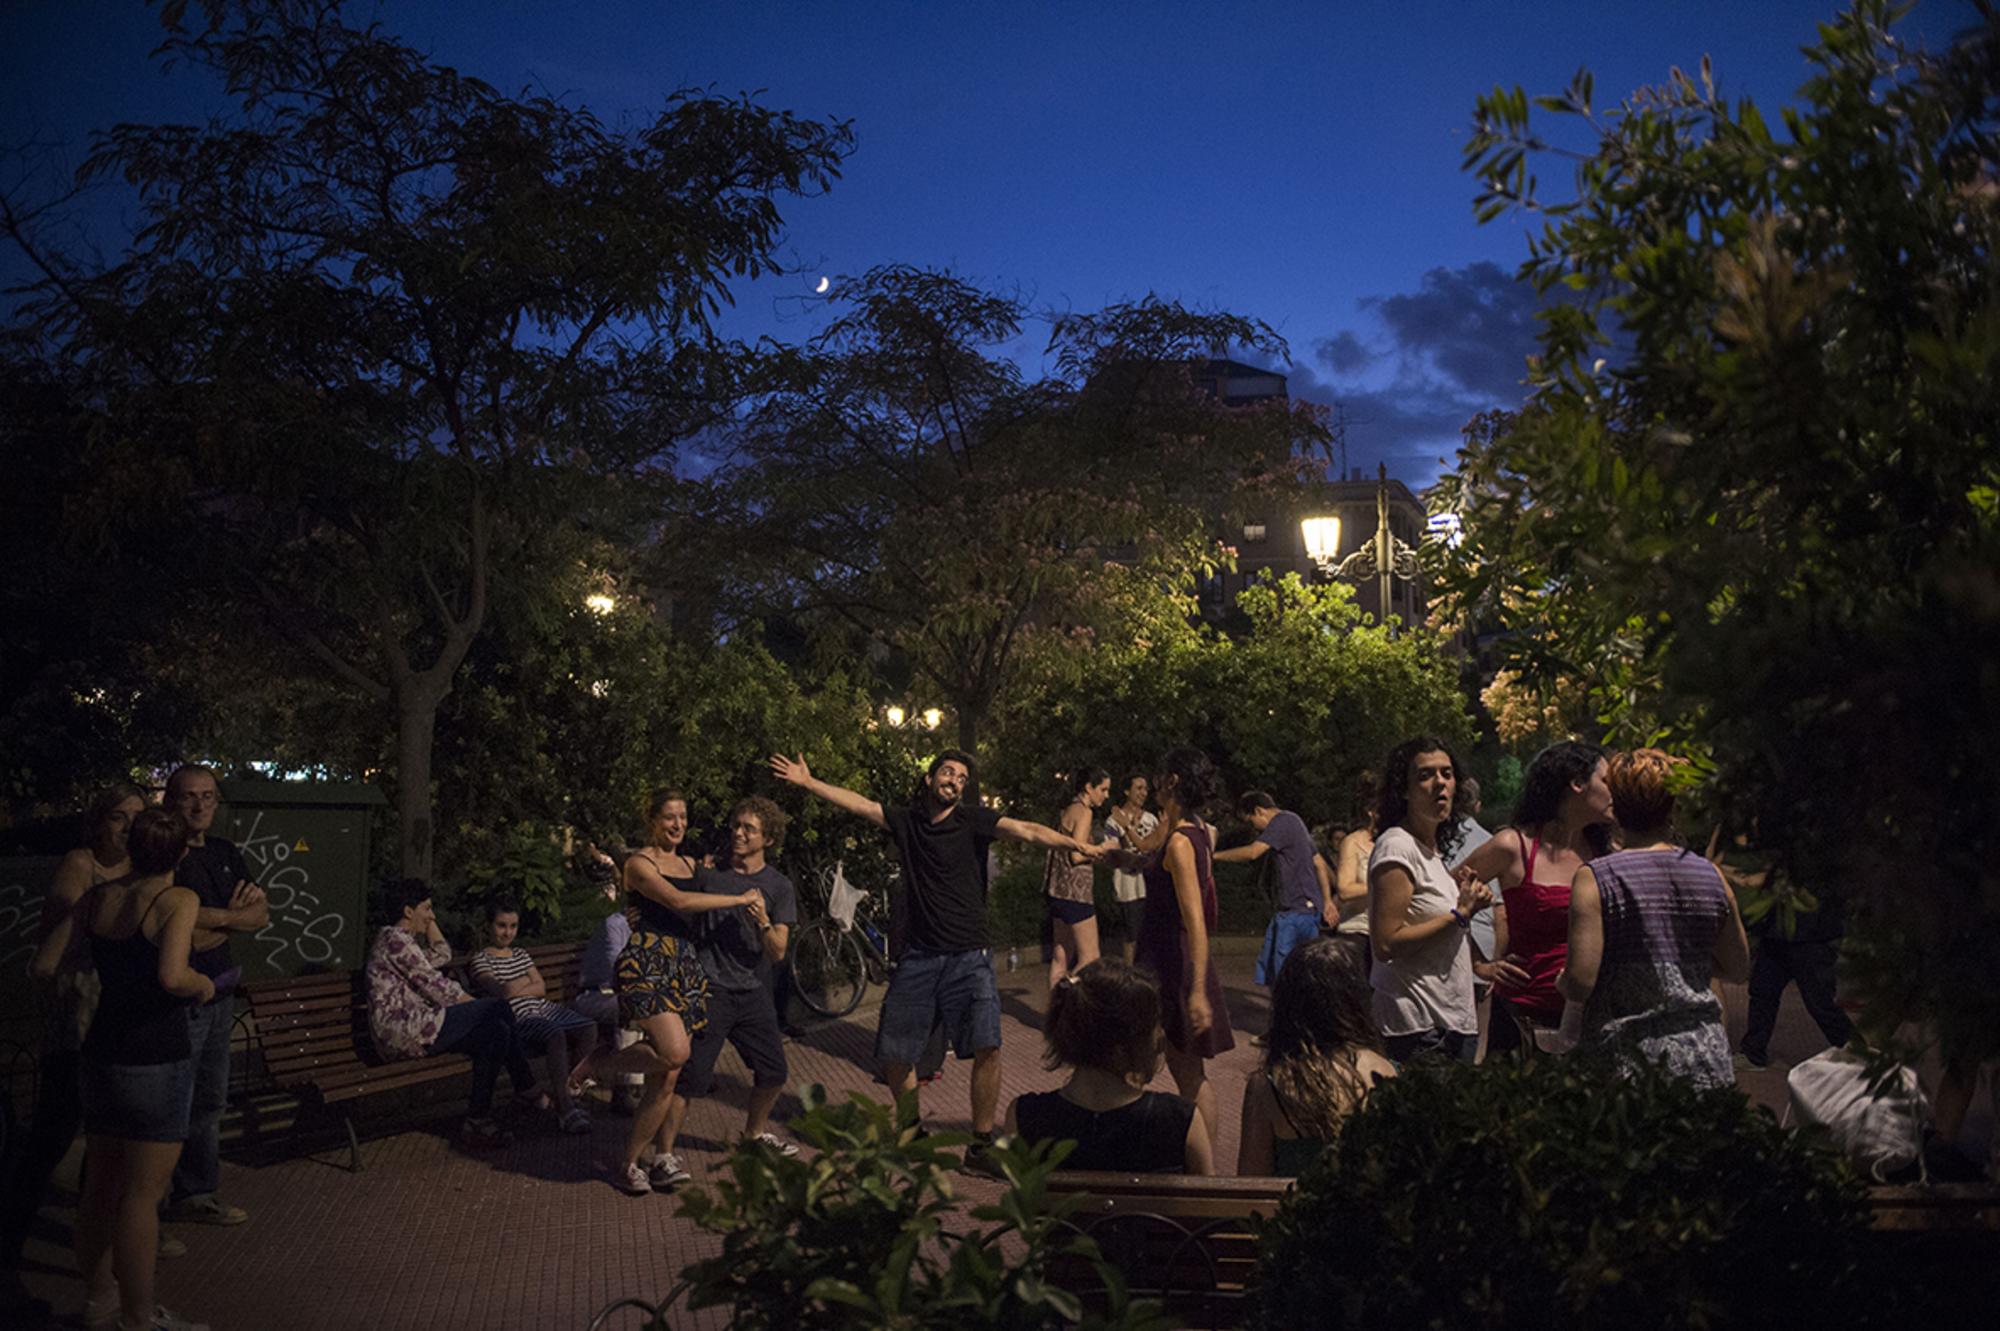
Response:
[697,266,1334,754]
[2,0,851,875]
[1439,1,2000,1059]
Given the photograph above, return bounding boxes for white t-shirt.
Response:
[1107,810,1156,903]
[1368,825,1478,1037]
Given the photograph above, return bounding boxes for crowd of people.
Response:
[5,736,1988,1327]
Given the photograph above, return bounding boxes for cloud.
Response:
[1276,260,1565,477]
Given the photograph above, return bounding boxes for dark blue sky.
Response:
[2,1,1970,480]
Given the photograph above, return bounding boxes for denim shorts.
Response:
[81,1055,195,1143]
[875,947,1001,1066]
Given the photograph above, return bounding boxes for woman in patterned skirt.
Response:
[1045,767,1111,991]
[1560,750,1751,1089]
[611,788,761,1195]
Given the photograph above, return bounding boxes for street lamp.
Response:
[885,705,907,728]
[1301,463,1423,624]
[584,592,616,616]
[921,707,943,731]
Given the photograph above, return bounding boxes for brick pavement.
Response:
[13,949,1915,1331]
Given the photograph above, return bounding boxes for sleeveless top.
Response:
[1134,821,1237,1058]
[1500,834,1572,1021]
[1581,848,1733,1089]
[83,891,192,1067]
[1012,1088,1193,1173]
[626,852,701,942]
[1044,803,1097,904]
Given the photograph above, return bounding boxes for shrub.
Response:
[1248,1054,1881,1329]
[675,1086,1160,1330]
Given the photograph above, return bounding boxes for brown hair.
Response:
[1042,958,1163,1083]
[730,795,788,855]
[85,783,147,841]
[1607,748,1681,839]
[125,808,190,876]
[642,788,688,823]
[164,764,220,799]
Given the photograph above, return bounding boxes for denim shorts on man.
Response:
[875,946,1001,1066]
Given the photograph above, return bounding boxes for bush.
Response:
[675,1086,1160,1330]
[1248,1054,1882,1330]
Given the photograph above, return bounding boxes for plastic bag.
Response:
[1785,1047,1928,1182]
[827,859,864,931]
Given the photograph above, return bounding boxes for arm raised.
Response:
[769,753,886,829]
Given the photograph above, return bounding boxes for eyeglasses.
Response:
[731,821,764,836]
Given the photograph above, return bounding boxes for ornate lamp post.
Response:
[1300,463,1422,625]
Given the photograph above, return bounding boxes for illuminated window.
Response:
[1243,522,1267,541]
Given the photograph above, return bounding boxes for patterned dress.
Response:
[614,854,711,1034]
[1581,848,1734,1089]
[1133,820,1236,1059]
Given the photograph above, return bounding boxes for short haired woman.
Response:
[1559,750,1751,1089]
[469,900,602,1134]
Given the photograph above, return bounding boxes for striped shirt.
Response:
[468,947,563,1022]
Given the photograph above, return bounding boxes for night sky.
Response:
[2,1,1972,480]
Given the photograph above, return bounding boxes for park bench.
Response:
[239,939,587,1171]
[1045,1172,1288,1330]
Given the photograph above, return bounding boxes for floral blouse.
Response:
[366,926,470,1060]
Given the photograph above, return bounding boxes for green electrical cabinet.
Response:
[218,779,387,981]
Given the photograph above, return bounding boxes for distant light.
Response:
[1426,512,1464,549]
[815,276,831,294]
[921,708,943,730]
[584,593,616,615]
[885,705,906,728]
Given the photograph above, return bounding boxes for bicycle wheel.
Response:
[791,917,868,1018]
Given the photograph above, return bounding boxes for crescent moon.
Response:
[815,276,831,294]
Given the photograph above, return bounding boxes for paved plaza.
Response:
[13,947,1907,1330]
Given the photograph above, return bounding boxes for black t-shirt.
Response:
[692,864,799,993]
[881,801,1004,954]
[176,836,252,980]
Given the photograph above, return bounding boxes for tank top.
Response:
[1012,1088,1193,1173]
[626,851,701,942]
[1501,835,1573,1021]
[1044,804,1097,903]
[83,890,193,1066]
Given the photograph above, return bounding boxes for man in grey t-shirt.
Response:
[1215,792,1332,987]
[657,797,800,1174]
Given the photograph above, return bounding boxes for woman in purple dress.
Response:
[1130,746,1235,1159]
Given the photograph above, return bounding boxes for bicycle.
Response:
[790,875,892,1018]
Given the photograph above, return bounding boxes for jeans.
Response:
[432,998,537,1118]
[1384,1027,1478,1066]
[1741,937,1852,1063]
[1,1050,82,1266]
[169,999,233,1204]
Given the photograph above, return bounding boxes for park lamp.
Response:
[584,592,616,616]
[921,707,943,731]
[1300,515,1342,567]
[885,705,907,728]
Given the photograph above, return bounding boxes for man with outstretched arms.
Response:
[770,748,1102,1166]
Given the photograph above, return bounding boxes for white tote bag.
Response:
[1784,1047,1928,1182]
[827,859,865,931]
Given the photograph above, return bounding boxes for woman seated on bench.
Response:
[1006,959,1213,1175]
[469,898,601,1135]
[1237,937,1395,1177]
[366,878,539,1150]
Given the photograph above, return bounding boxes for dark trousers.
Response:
[1,1050,82,1266]
[170,998,232,1203]
[1741,937,1852,1063]
[433,998,537,1117]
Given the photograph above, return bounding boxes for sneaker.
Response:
[83,1290,120,1329]
[458,1117,513,1151]
[158,1230,188,1258]
[162,1195,248,1226]
[134,1307,210,1331]
[1731,1052,1771,1073]
[645,1153,692,1189]
[749,1131,799,1157]
[559,1107,593,1135]
[961,1133,1007,1181]
[612,1162,652,1196]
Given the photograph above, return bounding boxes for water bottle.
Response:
[1006,946,1020,973]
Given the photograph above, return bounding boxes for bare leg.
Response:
[108,1138,181,1329]
[882,1060,918,1123]
[970,1047,1001,1135]
[75,1136,124,1314]
[743,1084,784,1139]
[1165,1045,1217,1161]
[565,1024,599,1095]
[1049,916,1075,991]
[623,1013,689,1170]
[657,1091,690,1156]
[1071,916,1101,973]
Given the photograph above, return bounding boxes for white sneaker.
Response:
[611,1161,651,1195]
[139,1307,210,1331]
[750,1131,799,1157]
[645,1152,691,1188]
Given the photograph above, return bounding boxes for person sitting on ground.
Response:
[1006,958,1212,1175]
[1237,937,1395,1176]
[33,806,212,1331]
[468,898,602,1135]
[1558,750,1751,1089]
[366,878,540,1149]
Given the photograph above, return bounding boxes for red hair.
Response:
[1607,748,1681,837]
